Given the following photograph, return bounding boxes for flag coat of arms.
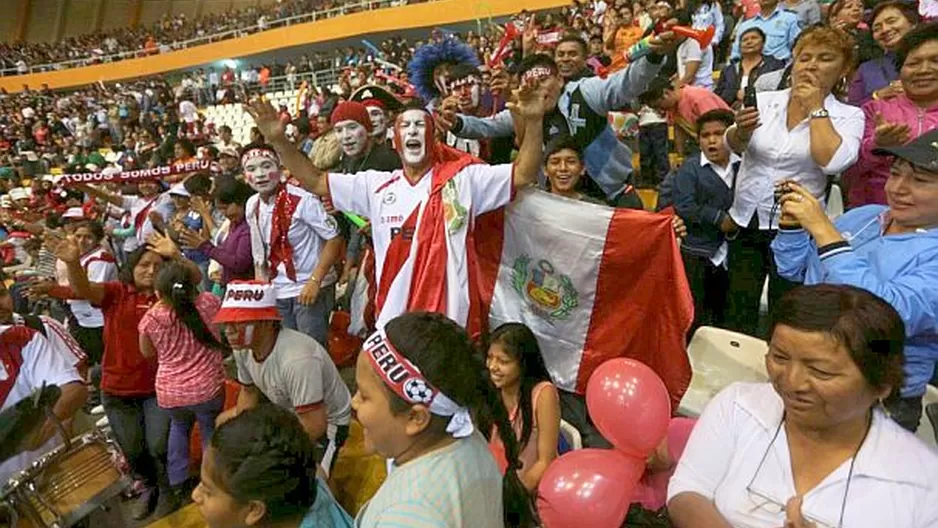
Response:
[475,189,694,405]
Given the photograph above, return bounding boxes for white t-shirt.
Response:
[677,39,714,90]
[62,248,118,328]
[121,193,174,251]
[327,164,513,328]
[0,326,83,483]
[668,382,938,528]
[179,100,198,124]
[355,433,502,528]
[246,184,339,299]
[235,328,351,427]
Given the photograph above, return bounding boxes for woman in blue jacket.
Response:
[772,128,938,432]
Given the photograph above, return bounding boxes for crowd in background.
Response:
[1,0,938,526]
[0,0,425,75]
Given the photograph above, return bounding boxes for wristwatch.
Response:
[809,108,830,119]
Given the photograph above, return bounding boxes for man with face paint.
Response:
[213,281,351,474]
[245,79,549,337]
[443,63,514,164]
[351,85,403,145]
[241,143,342,347]
[442,33,679,207]
[330,101,401,174]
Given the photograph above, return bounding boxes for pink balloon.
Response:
[537,448,645,528]
[585,358,671,458]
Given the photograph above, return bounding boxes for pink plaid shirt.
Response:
[139,293,224,409]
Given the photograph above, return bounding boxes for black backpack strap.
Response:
[21,315,47,338]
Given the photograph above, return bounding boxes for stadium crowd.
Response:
[2,0,938,527]
[0,0,422,75]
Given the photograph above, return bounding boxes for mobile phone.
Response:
[743,86,757,108]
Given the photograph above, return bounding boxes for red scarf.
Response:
[256,184,302,281]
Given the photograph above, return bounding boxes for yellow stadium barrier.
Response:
[0,0,566,93]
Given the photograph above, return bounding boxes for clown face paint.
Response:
[395,109,431,167]
[242,150,282,194]
[366,107,387,139]
[334,120,370,157]
[453,78,481,113]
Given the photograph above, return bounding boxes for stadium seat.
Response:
[559,419,582,451]
[827,183,844,220]
[678,326,769,417]
[918,386,938,446]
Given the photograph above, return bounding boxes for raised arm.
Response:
[48,233,106,306]
[580,32,677,114]
[74,183,124,208]
[506,79,547,188]
[244,99,328,196]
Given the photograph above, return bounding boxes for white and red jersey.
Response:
[328,163,513,329]
[0,324,83,482]
[57,247,118,328]
[246,183,340,299]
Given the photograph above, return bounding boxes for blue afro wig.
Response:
[407,39,480,103]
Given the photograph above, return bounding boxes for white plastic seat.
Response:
[826,183,844,220]
[679,326,769,417]
[559,419,582,451]
[917,386,938,446]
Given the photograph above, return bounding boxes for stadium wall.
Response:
[1,0,564,93]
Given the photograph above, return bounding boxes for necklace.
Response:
[747,412,872,528]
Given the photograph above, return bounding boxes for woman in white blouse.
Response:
[668,284,938,528]
[723,26,865,336]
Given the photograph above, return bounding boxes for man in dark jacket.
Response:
[672,109,740,332]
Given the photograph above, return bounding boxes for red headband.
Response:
[241,147,279,165]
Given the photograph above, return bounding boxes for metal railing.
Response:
[1,0,412,77]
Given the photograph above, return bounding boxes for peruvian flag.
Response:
[475,189,694,406]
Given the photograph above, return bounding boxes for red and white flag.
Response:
[475,190,694,406]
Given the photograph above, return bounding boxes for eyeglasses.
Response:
[744,416,868,528]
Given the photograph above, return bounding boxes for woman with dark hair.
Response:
[847,0,920,106]
[844,22,938,207]
[48,230,194,519]
[669,284,938,527]
[486,323,560,492]
[352,312,537,527]
[715,27,786,108]
[192,405,352,527]
[178,176,254,286]
[139,261,227,501]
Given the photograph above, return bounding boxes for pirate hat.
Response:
[351,85,403,113]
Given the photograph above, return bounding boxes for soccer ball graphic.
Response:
[403,378,434,404]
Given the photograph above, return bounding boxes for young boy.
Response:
[671,109,740,331]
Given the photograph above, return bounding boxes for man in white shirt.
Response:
[245,81,548,337]
[0,286,87,483]
[214,282,351,474]
[676,35,714,90]
[242,144,342,347]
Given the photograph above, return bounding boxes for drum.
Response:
[0,431,130,528]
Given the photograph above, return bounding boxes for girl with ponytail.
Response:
[139,261,228,501]
[192,404,352,527]
[351,312,537,528]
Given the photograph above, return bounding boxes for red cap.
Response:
[330,101,373,132]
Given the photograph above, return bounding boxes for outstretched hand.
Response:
[45,230,80,264]
[146,232,181,259]
[507,76,549,120]
[243,98,286,142]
